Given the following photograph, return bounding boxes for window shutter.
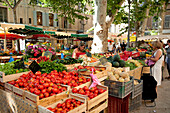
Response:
[42,12,46,26]
[53,14,57,27]
[33,11,37,25]
[46,13,49,27]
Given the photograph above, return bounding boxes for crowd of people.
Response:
[108,41,127,53]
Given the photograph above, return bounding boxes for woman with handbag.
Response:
[146,41,164,86]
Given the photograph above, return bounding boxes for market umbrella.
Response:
[31,34,50,39]
[108,40,114,42]
[74,39,81,41]
[0,33,25,40]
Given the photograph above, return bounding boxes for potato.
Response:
[114,74,120,80]
[124,77,130,82]
[117,67,124,72]
[119,77,125,82]
[109,75,117,81]
[113,69,122,75]
[119,72,129,79]
[134,80,139,85]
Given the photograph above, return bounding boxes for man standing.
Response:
[108,41,113,52]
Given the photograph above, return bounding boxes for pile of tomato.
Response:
[37,56,49,63]
[47,98,84,113]
[8,70,90,99]
[72,86,106,99]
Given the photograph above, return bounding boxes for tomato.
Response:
[37,85,44,90]
[79,89,85,95]
[44,92,49,97]
[65,99,71,103]
[94,90,99,94]
[87,78,90,82]
[61,102,66,109]
[99,89,104,94]
[34,90,41,95]
[52,88,59,94]
[66,103,70,108]
[39,80,45,84]
[23,83,28,87]
[47,87,53,93]
[83,86,89,91]
[50,93,56,96]
[94,93,98,97]
[15,79,21,84]
[39,93,44,99]
[19,82,24,87]
[77,101,81,105]
[72,88,77,93]
[30,88,35,93]
[29,83,34,88]
[89,94,94,99]
[41,89,47,94]
[57,103,62,108]
[44,83,50,88]
[8,80,15,85]
[47,107,52,110]
[90,87,95,92]
[35,71,41,76]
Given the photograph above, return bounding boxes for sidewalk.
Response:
[131,66,170,113]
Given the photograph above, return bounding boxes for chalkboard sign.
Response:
[29,60,41,74]
[99,57,108,65]
[42,51,53,59]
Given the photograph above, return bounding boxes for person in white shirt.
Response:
[108,41,113,52]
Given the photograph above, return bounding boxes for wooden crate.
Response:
[5,82,70,107]
[0,71,30,83]
[24,85,69,107]
[87,99,108,113]
[0,82,4,90]
[71,84,108,111]
[38,94,87,113]
[133,67,142,79]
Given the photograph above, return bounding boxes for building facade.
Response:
[0,0,93,34]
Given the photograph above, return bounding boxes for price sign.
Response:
[99,57,108,65]
[42,51,52,59]
[29,60,41,74]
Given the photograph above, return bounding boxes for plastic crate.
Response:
[129,94,142,112]
[132,79,143,98]
[108,94,130,113]
[104,76,133,98]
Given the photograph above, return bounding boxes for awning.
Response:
[27,34,50,39]
[71,34,88,37]
[44,31,55,35]
[138,35,170,41]
[0,33,25,40]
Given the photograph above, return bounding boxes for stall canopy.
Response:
[71,34,88,37]
[44,31,55,35]
[138,35,170,41]
[27,34,50,39]
[8,25,44,35]
[77,37,93,41]
[0,33,25,40]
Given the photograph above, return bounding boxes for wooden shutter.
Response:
[46,13,49,27]
[33,11,37,25]
[42,12,46,26]
[53,14,57,27]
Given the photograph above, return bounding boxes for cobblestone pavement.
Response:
[131,65,170,113]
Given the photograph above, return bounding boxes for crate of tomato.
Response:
[5,71,70,106]
[38,94,87,113]
[71,84,108,112]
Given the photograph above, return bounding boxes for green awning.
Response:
[25,25,43,31]
[44,31,55,35]
[71,34,88,37]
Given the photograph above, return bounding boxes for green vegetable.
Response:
[119,60,126,67]
[112,61,120,67]
[113,54,120,62]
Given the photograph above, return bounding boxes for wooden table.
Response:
[0,56,23,63]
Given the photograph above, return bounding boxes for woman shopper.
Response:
[165,40,170,80]
[147,41,164,86]
[72,43,85,59]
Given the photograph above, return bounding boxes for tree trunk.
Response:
[159,2,166,35]
[91,0,107,53]
[13,9,17,24]
[135,22,140,46]
[141,8,149,37]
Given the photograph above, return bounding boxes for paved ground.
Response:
[131,65,170,113]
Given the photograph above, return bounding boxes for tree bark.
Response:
[91,0,107,53]
[159,2,166,35]
[13,9,17,24]
[135,21,140,46]
[141,8,149,37]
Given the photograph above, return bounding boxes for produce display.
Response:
[80,55,99,66]
[8,71,67,99]
[56,56,83,64]
[0,61,29,75]
[47,98,84,112]
[38,60,67,74]
[74,65,105,73]
[72,86,106,99]
[125,59,143,70]
[107,54,126,67]
[37,56,50,63]
[108,67,131,82]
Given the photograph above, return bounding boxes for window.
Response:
[49,13,54,26]
[0,7,7,22]
[37,11,42,25]
[164,15,170,28]
[29,18,31,24]
[20,18,23,24]
[152,18,158,29]
[57,21,59,27]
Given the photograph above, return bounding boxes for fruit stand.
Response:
[0,49,148,113]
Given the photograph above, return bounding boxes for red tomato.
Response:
[72,88,77,93]
[35,71,41,76]
[94,90,99,94]
[90,87,95,92]
[30,88,35,93]
[47,87,53,93]
[39,93,44,99]
[52,88,59,94]
[34,90,40,95]
[99,89,104,94]
[89,94,94,99]
[41,89,47,94]
[38,85,44,90]
[83,86,89,91]
[19,82,24,87]
[44,92,49,97]
[57,103,62,108]
[44,83,50,88]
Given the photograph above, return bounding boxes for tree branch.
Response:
[4,0,13,9]
[106,0,125,27]
[13,0,22,10]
